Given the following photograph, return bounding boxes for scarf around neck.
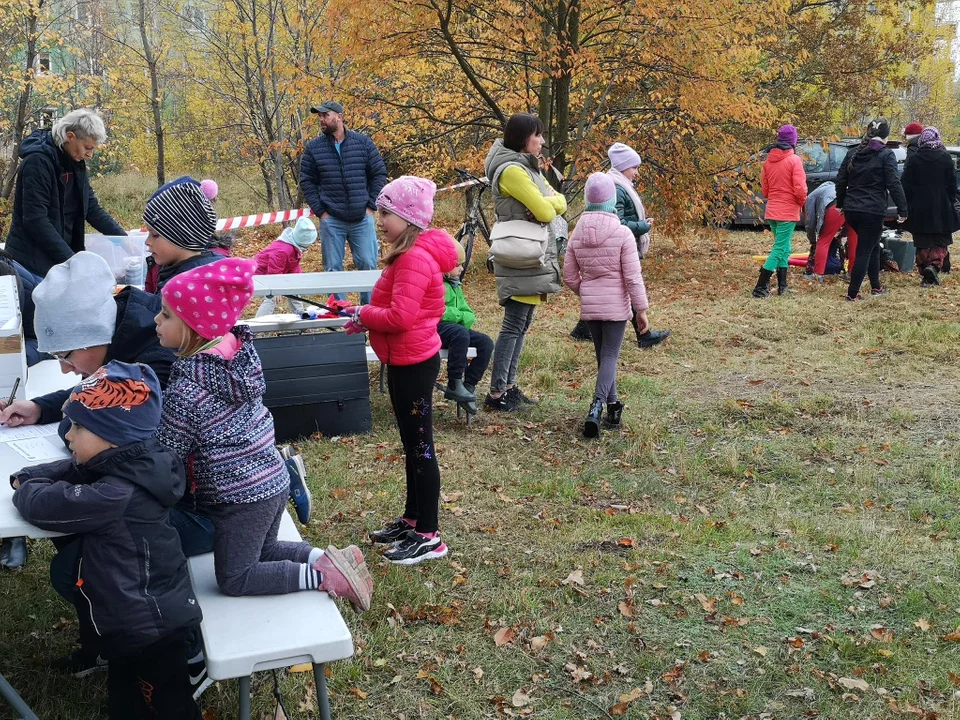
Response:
[607,167,650,256]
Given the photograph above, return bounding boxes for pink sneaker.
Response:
[314,546,373,612]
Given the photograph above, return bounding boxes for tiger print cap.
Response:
[63,361,162,448]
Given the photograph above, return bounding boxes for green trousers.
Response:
[763,220,796,272]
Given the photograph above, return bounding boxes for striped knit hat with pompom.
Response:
[143,177,217,251]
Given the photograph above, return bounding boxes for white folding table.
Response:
[252,269,381,298]
[0,360,79,720]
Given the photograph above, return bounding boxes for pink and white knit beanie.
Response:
[376,176,436,229]
[162,259,256,339]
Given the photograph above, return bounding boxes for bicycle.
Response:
[451,168,492,279]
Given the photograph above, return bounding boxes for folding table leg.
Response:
[238,676,252,720]
[313,663,331,720]
[0,672,39,720]
[379,364,386,394]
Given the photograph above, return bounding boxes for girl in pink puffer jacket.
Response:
[564,173,648,438]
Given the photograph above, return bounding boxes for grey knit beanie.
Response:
[34,252,118,353]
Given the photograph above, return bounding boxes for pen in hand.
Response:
[5,376,20,411]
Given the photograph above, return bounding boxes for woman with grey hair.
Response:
[5,108,126,277]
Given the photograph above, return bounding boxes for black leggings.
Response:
[844,210,884,298]
[108,631,202,719]
[387,354,442,534]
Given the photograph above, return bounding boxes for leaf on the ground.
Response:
[948,672,960,687]
[429,677,443,695]
[562,569,585,586]
[841,569,883,589]
[870,625,894,642]
[564,662,592,683]
[494,627,516,647]
[647,598,665,606]
[914,618,931,632]
[472,667,484,683]
[390,675,403,685]
[347,688,367,700]
[695,593,717,612]
[876,649,893,658]
[942,626,960,642]
[838,677,870,692]
[610,686,648,715]
[511,689,532,707]
[878,595,893,608]
[753,646,768,657]
[786,687,816,701]
[618,537,635,548]
[530,634,552,651]
[618,600,634,617]
[202,711,217,720]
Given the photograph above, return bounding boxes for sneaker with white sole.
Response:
[383,530,448,565]
[370,518,414,545]
[285,455,311,525]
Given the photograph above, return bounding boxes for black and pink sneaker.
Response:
[383,530,448,565]
[370,518,414,545]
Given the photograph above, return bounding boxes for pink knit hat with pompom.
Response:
[161,259,256,339]
[376,176,436,229]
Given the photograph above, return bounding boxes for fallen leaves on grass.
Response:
[609,684,651,715]
[511,689,532,707]
[914,618,931,632]
[837,677,870,692]
[562,568,585,586]
[564,663,593,683]
[529,634,552,651]
[694,593,717,612]
[870,625,894,642]
[942,626,960,642]
[840,569,884,589]
[493,627,516,647]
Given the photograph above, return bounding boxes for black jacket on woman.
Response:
[901,146,957,244]
[5,130,126,277]
[835,143,907,218]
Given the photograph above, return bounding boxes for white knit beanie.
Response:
[34,252,118,353]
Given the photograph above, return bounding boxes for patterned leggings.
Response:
[387,354,442,534]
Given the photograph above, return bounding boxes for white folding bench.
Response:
[187,512,354,720]
[365,347,477,394]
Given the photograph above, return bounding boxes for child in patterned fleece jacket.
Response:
[154,258,373,611]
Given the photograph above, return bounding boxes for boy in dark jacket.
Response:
[436,241,494,414]
[142,178,220,294]
[12,361,202,719]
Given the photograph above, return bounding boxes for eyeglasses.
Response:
[51,348,83,362]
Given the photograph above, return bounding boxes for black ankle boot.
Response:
[570,320,592,341]
[753,268,774,298]
[776,267,791,295]
[583,399,604,438]
[605,402,624,427]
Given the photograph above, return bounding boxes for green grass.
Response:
[4,225,960,719]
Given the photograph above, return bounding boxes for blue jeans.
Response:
[319,213,379,304]
[169,505,216,557]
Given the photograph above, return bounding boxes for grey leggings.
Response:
[490,299,536,393]
[585,320,627,403]
[203,491,314,596]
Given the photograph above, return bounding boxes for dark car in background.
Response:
[730,139,907,227]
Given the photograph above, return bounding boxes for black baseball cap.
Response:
[310,101,344,114]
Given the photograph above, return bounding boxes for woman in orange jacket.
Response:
[753,125,807,297]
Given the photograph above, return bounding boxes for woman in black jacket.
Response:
[5,109,126,277]
[901,127,957,286]
[835,118,908,301]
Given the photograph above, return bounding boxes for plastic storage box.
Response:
[85,232,149,287]
[882,233,915,273]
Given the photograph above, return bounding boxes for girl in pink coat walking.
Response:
[564,173,649,438]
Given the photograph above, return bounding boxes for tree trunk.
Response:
[1,4,42,200]
[138,0,165,187]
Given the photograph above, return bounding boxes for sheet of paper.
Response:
[7,437,66,463]
[0,423,60,442]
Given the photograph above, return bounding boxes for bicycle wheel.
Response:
[455,224,476,281]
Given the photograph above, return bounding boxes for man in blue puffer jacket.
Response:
[300,100,387,304]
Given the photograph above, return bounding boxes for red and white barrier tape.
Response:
[138,179,483,233]
[217,207,314,231]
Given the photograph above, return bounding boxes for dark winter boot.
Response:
[604,401,624,427]
[444,378,476,404]
[583,399,604,438]
[570,320,592,341]
[921,265,940,286]
[776,267,791,295]
[752,268,774,298]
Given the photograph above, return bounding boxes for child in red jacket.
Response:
[754,125,807,298]
[344,176,458,565]
[254,217,318,316]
